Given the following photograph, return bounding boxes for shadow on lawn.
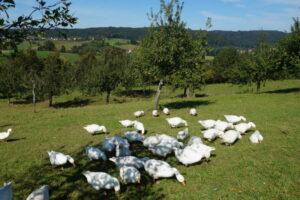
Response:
[13,141,166,200]
[163,100,213,109]
[53,98,93,109]
[117,89,156,98]
[263,87,300,94]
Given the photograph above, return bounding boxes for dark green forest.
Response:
[45,27,286,49]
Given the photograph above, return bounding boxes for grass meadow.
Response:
[0,80,299,199]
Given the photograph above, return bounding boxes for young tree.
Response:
[22,50,44,111]
[0,61,23,104]
[41,52,70,107]
[276,17,300,78]
[169,32,208,97]
[137,0,206,109]
[212,48,240,82]
[86,47,129,104]
[229,43,273,92]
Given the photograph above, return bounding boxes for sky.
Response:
[12,0,300,31]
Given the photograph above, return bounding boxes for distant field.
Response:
[17,38,138,51]
[0,79,299,199]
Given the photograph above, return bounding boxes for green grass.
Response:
[0,80,299,199]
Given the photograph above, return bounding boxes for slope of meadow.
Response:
[0,80,299,199]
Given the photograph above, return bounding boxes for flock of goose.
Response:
[0,108,263,199]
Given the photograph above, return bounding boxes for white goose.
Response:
[214,120,234,132]
[124,131,145,142]
[134,110,144,118]
[202,128,224,141]
[102,137,115,152]
[234,122,256,134]
[115,142,131,157]
[109,156,148,169]
[119,120,135,128]
[157,134,183,148]
[249,130,263,143]
[133,121,145,135]
[0,128,12,141]
[189,108,197,116]
[163,108,170,115]
[152,110,159,117]
[187,136,203,146]
[188,143,216,161]
[143,136,161,148]
[174,146,204,166]
[148,145,173,157]
[47,151,75,167]
[83,171,120,194]
[166,117,188,128]
[224,115,246,124]
[177,128,189,140]
[198,120,216,129]
[0,182,12,200]
[85,147,107,161]
[220,130,242,145]
[26,185,49,200]
[83,124,107,134]
[102,136,130,152]
[120,166,141,184]
[144,159,186,185]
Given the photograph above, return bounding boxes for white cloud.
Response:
[264,0,300,6]
[201,11,241,23]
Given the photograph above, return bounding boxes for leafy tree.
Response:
[0,60,23,104]
[169,32,208,97]
[138,0,204,109]
[41,52,70,107]
[76,52,98,94]
[229,43,273,91]
[212,48,240,82]
[17,50,44,112]
[86,47,129,104]
[0,0,77,51]
[276,17,300,78]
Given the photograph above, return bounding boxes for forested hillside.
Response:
[46,27,287,48]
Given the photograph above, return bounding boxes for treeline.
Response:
[45,27,286,49]
[0,18,299,110]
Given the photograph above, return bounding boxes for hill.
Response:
[45,27,287,49]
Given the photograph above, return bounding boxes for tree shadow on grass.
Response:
[53,98,93,109]
[12,141,166,200]
[117,89,156,98]
[163,100,213,109]
[262,87,300,94]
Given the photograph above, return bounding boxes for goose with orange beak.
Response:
[120,166,141,184]
[144,159,186,185]
[83,171,120,195]
[47,150,76,168]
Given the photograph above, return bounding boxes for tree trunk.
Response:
[186,87,190,98]
[106,90,111,104]
[153,80,163,110]
[183,87,190,98]
[183,87,187,97]
[49,93,53,107]
[32,83,36,113]
[256,81,261,92]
